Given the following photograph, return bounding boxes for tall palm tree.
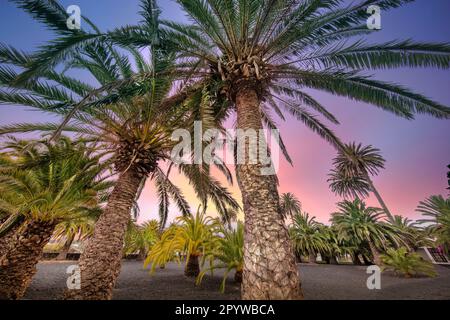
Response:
[7,0,450,299]
[328,143,394,221]
[331,199,406,265]
[0,29,239,300]
[417,195,450,254]
[447,165,450,192]
[0,137,110,300]
[280,192,302,220]
[153,0,449,299]
[289,212,328,263]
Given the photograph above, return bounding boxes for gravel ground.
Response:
[24,261,450,300]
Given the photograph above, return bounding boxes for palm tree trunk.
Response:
[0,223,18,260]
[329,255,339,265]
[138,249,147,261]
[308,252,317,264]
[64,168,144,300]
[0,215,24,260]
[368,240,382,266]
[235,88,302,300]
[234,269,243,283]
[362,254,373,265]
[364,172,394,221]
[184,254,200,277]
[56,233,76,261]
[0,220,56,300]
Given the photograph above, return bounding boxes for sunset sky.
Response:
[0,0,449,224]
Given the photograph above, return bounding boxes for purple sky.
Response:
[0,0,449,223]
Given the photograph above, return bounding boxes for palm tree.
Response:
[447,165,450,192]
[145,208,221,277]
[328,143,394,221]
[0,25,239,300]
[53,214,98,261]
[390,215,431,251]
[155,0,450,298]
[124,219,160,260]
[417,195,450,254]
[197,221,244,292]
[280,192,302,220]
[317,225,351,265]
[0,137,109,300]
[289,212,328,263]
[331,199,407,265]
[7,0,450,299]
[381,247,437,278]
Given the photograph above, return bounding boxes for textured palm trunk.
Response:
[184,254,200,277]
[235,88,302,300]
[234,269,243,283]
[368,240,382,266]
[64,168,143,300]
[0,220,56,300]
[363,172,394,222]
[56,233,76,261]
[0,221,21,261]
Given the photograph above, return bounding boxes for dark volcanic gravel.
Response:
[23,261,450,300]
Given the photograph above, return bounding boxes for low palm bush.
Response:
[197,221,244,292]
[381,247,437,278]
[124,220,160,260]
[144,210,221,277]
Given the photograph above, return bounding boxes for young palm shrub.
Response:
[417,195,450,254]
[328,143,393,221]
[124,220,160,260]
[0,137,110,300]
[197,221,244,292]
[331,199,407,265]
[289,212,329,264]
[145,209,222,277]
[381,247,437,278]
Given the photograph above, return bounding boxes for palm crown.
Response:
[331,199,406,251]
[0,137,110,223]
